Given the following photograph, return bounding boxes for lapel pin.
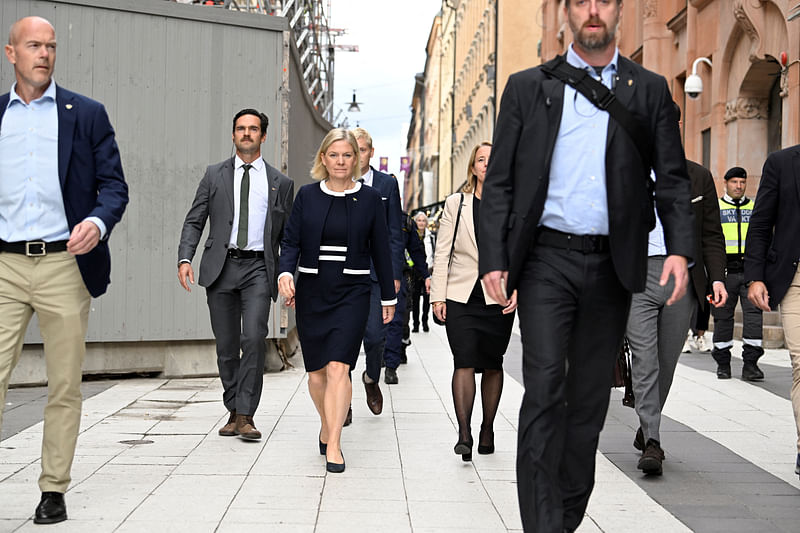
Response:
[65,104,73,109]
[627,79,633,87]
[272,187,276,191]
[353,197,358,202]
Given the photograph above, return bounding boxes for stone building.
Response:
[405,0,542,211]
[541,0,800,194]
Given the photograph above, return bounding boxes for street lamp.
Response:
[347,91,362,112]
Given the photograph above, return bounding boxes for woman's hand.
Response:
[278,275,296,309]
[432,301,446,322]
[382,305,395,324]
[502,290,518,315]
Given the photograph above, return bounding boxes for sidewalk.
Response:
[0,325,783,532]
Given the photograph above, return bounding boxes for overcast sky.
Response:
[328,0,441,183]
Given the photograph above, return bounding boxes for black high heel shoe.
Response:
[478,426,495,455]
[326,451,345,473]
[319,432,327,455]
[454,437,473,462]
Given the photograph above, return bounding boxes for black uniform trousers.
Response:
[516,243,630,533]
[206,256,270,416]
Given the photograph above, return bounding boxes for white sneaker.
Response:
[681,335,692,353]
[693,335,711,352]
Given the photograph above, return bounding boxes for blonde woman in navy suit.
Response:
[278,128,396,473]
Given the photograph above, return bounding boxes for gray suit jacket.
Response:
[178,156,294,300]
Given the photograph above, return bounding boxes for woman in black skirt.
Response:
[430,142,517,461]
[278,129,396,473]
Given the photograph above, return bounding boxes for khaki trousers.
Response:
[782,265,800,453]
[0,251,91,493]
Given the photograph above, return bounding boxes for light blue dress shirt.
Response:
[646,171,669,256]
[0,80,106,242]
[229,155,269,251]
[541,44,619,236]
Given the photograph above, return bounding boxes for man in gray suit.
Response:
[178,108,294,440]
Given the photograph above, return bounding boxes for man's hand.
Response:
[710,281,728,308]
[382,305,395,324]
[178,262,195,292]
[747,281,771,312]
[425,277,431,294]
[67,220,101,255]
[394,279,401,294]
[482,270,509,306]
[660,255,688,305]
[278,275,296,309]
[432,301,446,322]
[502,290,518,315]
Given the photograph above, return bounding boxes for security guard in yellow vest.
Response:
[712,166,764,380]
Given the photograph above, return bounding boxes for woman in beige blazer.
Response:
[431,142,517,461]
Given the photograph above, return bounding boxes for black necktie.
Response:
[237,164,252,249]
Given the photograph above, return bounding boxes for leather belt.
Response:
[535,227,609,254]
[227,248,264,259]
[0,240,69,256]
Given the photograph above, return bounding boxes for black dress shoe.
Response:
[716,364,732,379]
[326,452,345,473]
[454,437,473,462]
[384,367,398,384]
[362,371,383,415]
[343,405,352,427]
[742,362,764,381]
[478,425,494,454]
[34,492,67,524]
[412,325,419,333]
[422,323,429,332]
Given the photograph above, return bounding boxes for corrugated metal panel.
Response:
[1,1,291,342]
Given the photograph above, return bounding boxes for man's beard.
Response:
[571,19,617,51]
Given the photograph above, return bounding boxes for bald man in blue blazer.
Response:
[0,16,128,524]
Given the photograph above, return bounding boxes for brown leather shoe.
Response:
[362,371,383,415]
[236,414,262,440]
[218,411,237,436]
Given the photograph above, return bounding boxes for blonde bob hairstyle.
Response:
[463,141,492,194]
[310,128,361,181]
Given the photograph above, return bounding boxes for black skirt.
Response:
[445,280,514,372]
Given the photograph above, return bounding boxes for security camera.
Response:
[685,74,703,99]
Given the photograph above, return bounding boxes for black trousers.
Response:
[516,245,630,533]
[206,256,270,416]
[411,272,430,327]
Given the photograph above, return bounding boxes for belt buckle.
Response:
[25,241,46,257]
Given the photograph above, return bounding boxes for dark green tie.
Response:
[236,164,252,249]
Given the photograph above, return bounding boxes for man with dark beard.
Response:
[479,1,693,531]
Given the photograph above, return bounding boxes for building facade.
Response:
[405,0,542,211]
[542,0,800,194]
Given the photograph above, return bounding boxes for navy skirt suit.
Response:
[278,181,397,372]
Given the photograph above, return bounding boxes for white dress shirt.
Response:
[229,155,269,250]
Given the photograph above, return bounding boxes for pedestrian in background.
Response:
[351,127,404,420]
[431,142,517,462]
[278,128,396,473]
[744,145,800,480]
[477,1,693,530]
[178,109,294,441]
[712,166,764,380]
[0,16,129,524]
[411,212,435,332]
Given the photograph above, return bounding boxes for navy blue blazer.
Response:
[279,181,397,305]
[0,85,129,297]
[368,167,405,281]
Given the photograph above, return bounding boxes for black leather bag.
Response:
[613,337,635,408]
[432,194,464,326]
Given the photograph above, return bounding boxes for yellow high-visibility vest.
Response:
[718,197,755,255]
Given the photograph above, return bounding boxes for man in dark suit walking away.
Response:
[478,1,693,531]
[745,145,800,480]
[351,128,404,417]
[178,109,293,442]
[0,16,129,524]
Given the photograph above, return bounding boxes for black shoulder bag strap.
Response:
[541,56,654,170]
[447,193,464,272]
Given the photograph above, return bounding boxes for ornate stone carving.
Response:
[643,0,657,18]
[733,0,767,62]
[724,97,769,123]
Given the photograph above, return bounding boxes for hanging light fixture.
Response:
[347,91,362,112]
